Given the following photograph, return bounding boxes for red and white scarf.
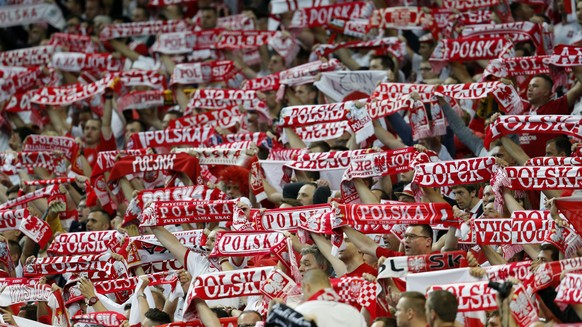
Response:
[369,6,436,31]
[485,115,582,150]
[495,166,582,190]
[1,151,58,174]
[99,19,190,40]
[0,185,57,210]
[148,0,196,6]
[460,218,553,244]
[150,30,218,54]
[555,197,582,242]
[216,30,275,49]
[526,156,582,166]
[290,2,372,29]
[30,75,121,106]
[0,282,69,327]
[175,143,255,167]
[0,3,65,29]
[284,149,372,172]
[332,276,379,313]
[378,251,468,279]
[117,90,165,111]
[71,312,127,327]
[435,82,523,115]
[429,281,496,312]
[110,70,166,90]
[242,74,281,92]
[260,269,302,301]
[252,204,333,231]
[171,60,238,85]
[294,121,349,143]
[339,202,457,226]
[279,59,343,87]
[0,45,54,66]
[108,153,200,186]
[49,33,99,53]
[314,37,406,62]
[48,231,127,256]
[0,67,42,102]
[22,135,79,164]
[131,229,206,253]
[23,177,75,186]
[462,22,545,54]
[555,273,582,304]
[441,0,501,10]
[552,44,582,66]
[93,271,178,296]
[327,17,370,39]
[314,70,387,103]
[186,89,260,113]
[168,106,240,129]
[24,253,128,280]
[52,52,125,72]
[430,36,513,72]
[209,231,285,257]
[127,127,215,150]
[0,209,52,248]
[483,56,555,79]
[413,157,496,187]
[270,0,329,14]
[139,200,235,227]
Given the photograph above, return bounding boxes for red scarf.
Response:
[48,231,127,256]
[291,2,372,28]
[0,282,69,327]
[0,3,65,29]
[23,177,75,186]
[186,89,260,113]
[140,200,235,227]
[496,166,582,190]
[0,45,54,66]
[378,251,468,278]
[270,0,329,14]
[93,271,178,295]
[314,37,406,61]
[525,156,582,166]
[252,204,333,231]
[169,106,240,129]
[71,312,127,327]
[462,218,553,244]
[22,135,79,167]
[171,60,238,85]
[49,33,99,53]
[430,36,513,72]
[370,6,436,32]
[429,281,497,312]
[483,56,555,79]
[210,231,286,257]
[0,67,42,103]
[462,21,545,54]
[30,75,121,106]
[485,115,582,150]
[0,185,57,210]
[413,157,496,187]
[339,202,457,226]
[24,253,128,280]
[441,0,501,10]
[332,277,379,313]
[117,90,165,111]
[555,197,582,243]
[242,74,281,92]
[52,52,125,72]
[294,121,349,142]
[108,153,200,185]
[555,273,582,304]
[128,128,214,149]
[99,19,190,40]
[111,70,167,89]
[260,268,302,301]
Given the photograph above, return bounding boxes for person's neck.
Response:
[410,319,428,327]
[344,258,364,274]
[435,322,456,327]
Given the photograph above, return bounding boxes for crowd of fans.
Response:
[1,0,582,326]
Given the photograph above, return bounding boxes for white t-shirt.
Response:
[294,300,367,327]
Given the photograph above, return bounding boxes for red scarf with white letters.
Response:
[430,36,513,72]
[0,45,54,66]
[555,273,582,304]
[117,90,165,111]
[291,2,373,28]
[24,253,128,280]
[139,200,235,227]
[209,231,286,257]
[48,231,127,256]
[51,52,125,72]
[49,33,99,53]
[413,157,496,187]
[314,37,406,61]
[171,60,238,85]
[71,312,127,327]
[107,153,201,184]
[461,22,545,54]
[0,185,58,210]
[99,19,190,40]
[338,202,457,226]
[0,208,52,248]
[127,127,215,149]
[369,6,436,32]
[0,3,65,29]
[485,115,582,150]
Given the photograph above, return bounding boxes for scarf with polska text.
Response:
[214,13,255,30]
[51,52,125,73]
[435,82,523,115]
[22,135,79,167]
[483,56,558,79]
[294,121,349,143]
[93,271,178,296]
[526,156,582,166]
[442,0,501,10]
[0,45,54,66]
[71,312,126,327]
[130,229,206,254]
[127,127,215,150]
[124,185,225,225]
[0,3,65,29]
[148,0,196,6]
[552,44,582,66]
[459,218,553,245]
[139,200,235,227]
[168,106,240,129]
[1,151,59,174]
[533,257,582,292]
[413,157,496,187]
[493,166,582,193]
[326,17,369,39]
[47,231,127,256]
[0,208,52,248]
[99,19,190,40]
[242,74,281,92]
[48,33,99,53]
[279,59,344,87]
[174,142,256,167]
[24,253,128,281]
[429,281,497,312]
[430,36,514,72]
[314,37,406,62]
[0,282,69,327]
[485,115,582,150]
[279,100,373,143]
[0,185,57,210]
[369,6,436,32]
[209,231,286,257]
[111,70,167,90]
[171,60,238,85]
[107,153,200,186]
[117,90,165,111]
[30,75,121,106]
[216,30,275,49]
[150,29,220,54]
[186,89,260,114]
[267,148,308,161]
[555,273,582,304]
[0,67,42,103]
[378,251,468,279]
[440,9,494,39]
[284,148,373,172]
[338,202,457,227]
[184,266,274,320]
[210,132,278,150]
[462,21,545,55]
[290,2,373,29]
[252,204,333,231]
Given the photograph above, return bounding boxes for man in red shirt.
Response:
[80,89,117,169]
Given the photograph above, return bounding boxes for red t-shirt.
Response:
[376,247,404,259]
[519,96,570,158]
[342,263,377,278]
[84,134,117,168]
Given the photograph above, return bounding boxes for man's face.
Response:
[295,85,316,105]
[425,301,435,327]
[125,122,143,142]
[483,202,500,218]
[545,142,565,157]
[299,253,320,276]
[537,249,554,263]
[403,226,431,256]
[395,298,410,327]
[398,195,415,203]
[162,113,178,129]
[206,230,220,250]
[200,9,217,29]
[369,58,384,71]
[237,312,261,327]
[419,43,434,60]
[268,55,285,74]
[78,200,90,223]
[86,212,109,231]
[132,8,148,22]
[482,185,494,205]
[490,145,516,166]
[453,187,475,211]
[85,0,101,22]
[419,63,436,80]
[225,182,243,199]
[297,184,316,206]
[84,120,101,146]
[382,233,400,251]
[527,77,551,106]
[337,238,358,262]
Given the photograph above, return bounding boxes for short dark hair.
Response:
[6,185,19,197]
[533,74,554,91]
[301,245,333,276]
[126,119,146,132]
[89,208,112,221]
[452,183,479,195]
[8,240,22,258]
[400,291,427,320]
[144,308,171,325]
[540,243,560,261]
[372,317,397,327]
[409,224,433,240]
[308,141,330,153]
[239,310,263,321]
[547,137,572,156]
[427,290,458,323]
[370,55,396,72]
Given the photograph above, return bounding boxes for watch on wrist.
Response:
[86,296,99,306]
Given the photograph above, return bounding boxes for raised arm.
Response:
[340,226,379,258]
[150,226,187,267]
